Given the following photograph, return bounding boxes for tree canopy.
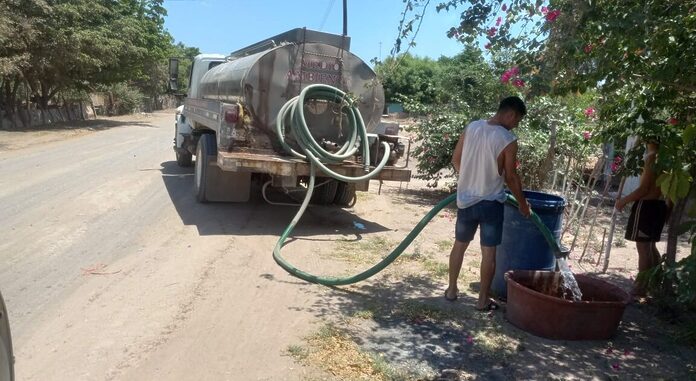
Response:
[0,0,197,115]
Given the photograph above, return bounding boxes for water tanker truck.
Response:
[170,28,411,204]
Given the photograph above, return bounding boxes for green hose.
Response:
[272,84,564,286]
[274,84,392,182]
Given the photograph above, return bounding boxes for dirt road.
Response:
[0,111,337,380]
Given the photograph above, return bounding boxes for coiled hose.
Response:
[272,84,563,286]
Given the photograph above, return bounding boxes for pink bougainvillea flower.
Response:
[496,16,502,26]
[466,335,474,344]
[584,44,593,54]
[488,27,497,37]
[485,42,492,49]
[541,6,548,14]
[582,131,592,140]
[500,72,512,84]
[614,156,622,164]
[584,107,596,118]
[512,78,525,88]
[509,66,520,75]
[502,3,507,11]
[611,363,620,371]
[545,9,561,22]
[611,163,619,172]
[668,117,678,125]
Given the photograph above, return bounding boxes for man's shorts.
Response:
[625,199,668,242]
[456,200,504,246]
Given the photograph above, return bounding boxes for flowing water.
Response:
[557,258,583,301]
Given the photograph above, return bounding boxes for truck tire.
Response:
[333,181,356,207]
[0,290,14,381]
[176,149,193,167]
[311,178,338,205]
[194,134,216,203]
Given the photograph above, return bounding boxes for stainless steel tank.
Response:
[198,40,385,146]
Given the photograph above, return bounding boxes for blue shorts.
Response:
[456,200,504,246]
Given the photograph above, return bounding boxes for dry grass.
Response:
[352,309,376,320]
[356,191,375,202]
[435,239,453,252]
[392,300,456,323]
[471,326,520,360]
[292,324,391,381]
[332,236,394,264]
[422,259,449,278]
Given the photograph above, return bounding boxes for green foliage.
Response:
[0,0,40,77]
[410,109,470,187]
[644,212,696,313]
[516,95,600,189]
[644,254,696,311]
[400,0,696,191]
[376,47,505,116]
[104,83,145,115]
[387,47,519,186]
[376,53,440,105]
[437,46,508,116]
[0,0,197,114]
[169,42,201,95]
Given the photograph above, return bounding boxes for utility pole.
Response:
[342,0,348,36]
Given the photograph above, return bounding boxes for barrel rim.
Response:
[505,190,566,210]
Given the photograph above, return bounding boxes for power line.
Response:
[318,0,336,31]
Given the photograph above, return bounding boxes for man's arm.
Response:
[615,147,657,211]
[502,141,531,217]
[451,132,465,173]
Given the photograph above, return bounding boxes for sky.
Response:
[163,0,468,64]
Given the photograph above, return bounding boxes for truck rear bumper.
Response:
[216,151,411,182]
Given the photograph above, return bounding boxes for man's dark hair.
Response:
[498,96,527,116]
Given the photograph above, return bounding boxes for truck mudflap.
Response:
[216,151,411,182]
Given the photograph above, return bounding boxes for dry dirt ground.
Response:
[1,111,694,380]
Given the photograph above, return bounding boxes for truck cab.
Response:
[174,54,226,166]
[187,54,226,99]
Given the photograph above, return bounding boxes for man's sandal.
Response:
[476,300,499,312]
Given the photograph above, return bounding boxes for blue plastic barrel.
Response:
[491,190,565,299]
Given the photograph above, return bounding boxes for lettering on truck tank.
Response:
[286,57,343,86]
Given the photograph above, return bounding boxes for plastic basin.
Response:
[505,270,630,340]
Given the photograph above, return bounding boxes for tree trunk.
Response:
[1,78,24,128]
[665,197,687,265]
[63,96,72,121]
[107,92,115,116]
[666,182,696,264]
[537,122,557,188]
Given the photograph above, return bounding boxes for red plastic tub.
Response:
[505,270,630,340]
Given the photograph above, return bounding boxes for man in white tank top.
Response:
[445,97,531,311]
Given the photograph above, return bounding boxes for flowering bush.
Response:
[515,95,601,189]
[409,109,472,188]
